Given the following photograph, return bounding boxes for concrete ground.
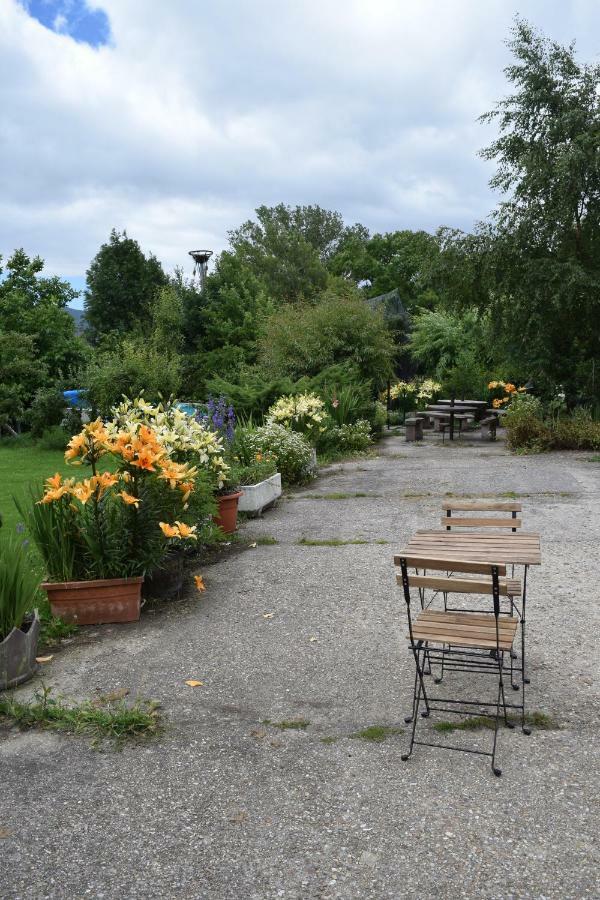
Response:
[1,431,599,899]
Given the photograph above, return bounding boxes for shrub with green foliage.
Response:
[505,395,600,452]
[28,386,67,438]
[259,289,395,384]
[241,423,313,485]
[320,420,373,455]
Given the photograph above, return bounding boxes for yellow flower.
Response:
[504,383,517,394]
[492,398,501,409]
[159,522,178,538]
[118,491,141,507]
[194,575,206,593]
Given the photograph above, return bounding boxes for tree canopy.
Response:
[85,229,167,340]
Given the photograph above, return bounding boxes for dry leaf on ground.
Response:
[184,680,204,687]
[35,655,53,663]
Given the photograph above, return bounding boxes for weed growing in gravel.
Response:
[586,455,600,462]
[350,725,403,743]
[262,718,310,730]
[297,537,369,546]
[433,711,557,733]
[320,736,338,744]
[0,685,161,742]
[255,535,278,545]
[299,492,381,500]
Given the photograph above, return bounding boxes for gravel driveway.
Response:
[2,432,599,899]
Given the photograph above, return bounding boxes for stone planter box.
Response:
[238,473,282,517]
[0,611,40,691]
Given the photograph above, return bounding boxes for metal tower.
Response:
[188,250,213,291]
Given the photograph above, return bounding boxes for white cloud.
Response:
[1,0,599,285]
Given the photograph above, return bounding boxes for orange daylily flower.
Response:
[132,448,158,472]
[179,481,194,503]
[194,575,206,592]
[71,480,94,504]
[118,491,141,507]
[174,521,198,540]
[65,433,88,461]
[504,383,517,394]
[45,473,63,491]
[159,522,179,538]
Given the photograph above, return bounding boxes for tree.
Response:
[227,204,362,302]
[85,229,167,340]
[330,229,440,309]
[442,20,600,401]
[0,250,86,431]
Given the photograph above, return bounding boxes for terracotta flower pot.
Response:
[0,611,40,691]
[41,576,143,625]
[213,491,243,534]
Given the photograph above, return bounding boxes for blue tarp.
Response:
[63,389,88,409]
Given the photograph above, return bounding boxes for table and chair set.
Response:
[405,399,507,442]
[394,500,542,776]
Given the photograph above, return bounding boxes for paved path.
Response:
[2,434,600,899]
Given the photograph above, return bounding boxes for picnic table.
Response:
[400,528,542,683]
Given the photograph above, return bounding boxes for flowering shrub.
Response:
[18,418,206,583]
[233,453,278,487]
[109,396,228,489]
[266,393,328,444]
[488,381,525,409]
[416,379,442,404]
[323,420,373,454]
[243,423,313,486]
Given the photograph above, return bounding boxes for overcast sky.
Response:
[2,0,599,303]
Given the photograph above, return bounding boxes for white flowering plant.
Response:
[266,393,329,445]
[243,423,314,486]
[109,396,229,489]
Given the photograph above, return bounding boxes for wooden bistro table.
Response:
[400,529,542,689]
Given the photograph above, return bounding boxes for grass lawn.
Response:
[0,443,74,535]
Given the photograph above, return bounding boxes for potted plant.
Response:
[213,474,243,534]
[0,529,41,690]
[17,418,200,625]
[230,427,281,517]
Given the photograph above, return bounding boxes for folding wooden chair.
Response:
[394,555,528,776]
[441,500,522,532]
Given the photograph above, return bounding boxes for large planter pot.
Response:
[41,577,143,625]
[0,611,40,691]
[238,473,282,517]
[213,491,243,534]
[143,552,185,602]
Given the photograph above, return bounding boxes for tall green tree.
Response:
[0,250,86,431]
[85,229,167,340]
[330,229,440,309]
[442,20,600,401]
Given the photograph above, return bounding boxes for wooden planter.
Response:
[0,612,40,691]
[213,491,243,534]
[41,577,143,625]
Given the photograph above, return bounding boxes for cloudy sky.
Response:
[2,0,599,304]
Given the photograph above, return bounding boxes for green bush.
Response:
[241,423,313,485]
[37,426,70,451]
[28,386,67,438]
[320,420,373,454]
[505,396,600,452]
[85,339,182,416]
[504,394,549,451]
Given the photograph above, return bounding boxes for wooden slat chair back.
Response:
[441,500,522,532]
[393,554,522,775]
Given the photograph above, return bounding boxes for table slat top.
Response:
[404,529,542,565]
